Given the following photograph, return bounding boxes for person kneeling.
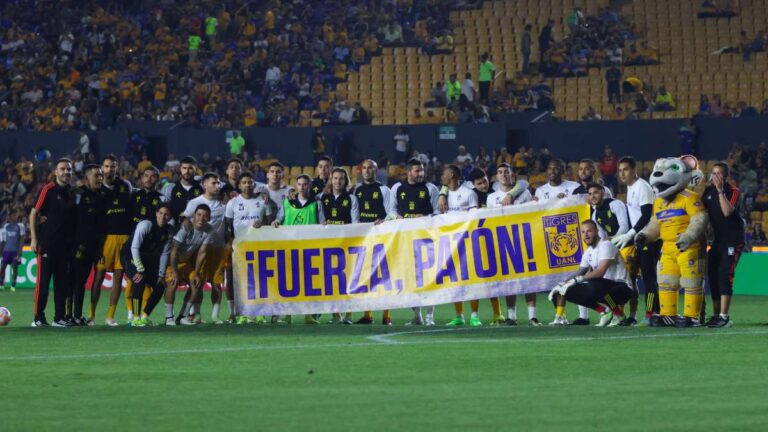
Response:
[548,220,633,327]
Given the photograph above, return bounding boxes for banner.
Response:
[232,196,591,316]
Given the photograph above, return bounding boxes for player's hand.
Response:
[30,239,38,252]
[611,229,636,249]
[437,195,448,213]
[373,219,384,225]
[168,270,179,287]
[253,220,262,229]
[711,172,724,191]
[133,272,144,284]
[634,232,647,250]
[182,218,192,231]
[501,194,514,206]
[271,221,280,228]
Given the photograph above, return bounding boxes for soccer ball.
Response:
[0,306,11,326]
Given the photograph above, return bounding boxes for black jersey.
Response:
[131,189,163,225]
[34,182,75,251]
[474,188,488,208]
[354,183,387,222]
[703,184,745,246]
[72,186,104,242]
[395,182,435,218]
[321,192,354,225]
[169,181,203,223]
[102,178,133,235]
[309,177,326,201]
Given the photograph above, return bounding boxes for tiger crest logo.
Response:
[542,213,583,269]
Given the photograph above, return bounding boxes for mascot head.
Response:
[649,155,703,200]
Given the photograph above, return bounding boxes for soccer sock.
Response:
[106,304,116,320]
[142,287,151,311]
[192,303,202,319]
[659,289,678,316]
[555,305,565,317]
[684,292,704,319]
[180,302,191,317]
[507,307,517,320]
[578,305,589,320]
[425,305,434,319]
[470,300,479,313]
[131,298,141,320]
[227,300,235,316]
[645,292,656,318]
[490,298,501,317]
[363,311,373,319]
[470,311,479,319]
[383,310,391,321]
[528,305,536,319]
[211,303,220,321]
[125,282,133,313]
[453,302,464,317]
[165,303,174,319]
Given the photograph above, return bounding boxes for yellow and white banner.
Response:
[233,196,590,316]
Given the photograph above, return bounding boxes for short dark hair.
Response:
[579,158,596,167]
[227,157,244,168]
[238,172,254,182]
[581,219,598,229]
[468,167,487,182]
[550,158,566,171]
[56,157,73,166]
[713,162,730,177]
[142,165,159,175]
[156,203,172,213]
[586,182,604,192]
[202,172,219,183]
[296,174,311,182]
[317,155,333,165]
[195,204,211,215]
[268,161,284,171]
[83,164,101,175]
[496,163,512,170]
[181,156,198,165]
[444,164,461,180]
[618,156,636,169]
[102,154,118,164]
[407,158,424,168]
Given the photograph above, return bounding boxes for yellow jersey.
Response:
[653,189,704,249]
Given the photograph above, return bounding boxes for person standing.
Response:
[309,156,333,201]
[521,24,532,73]
[30,158,76,327]
[478,53,495,105]
[702,163,744,328]
[393,128,410,164]
[162,156,204,225]
[0,211,27,292]
[538,20,555,71]
[605,66,622,104]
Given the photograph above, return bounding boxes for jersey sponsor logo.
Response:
[656,208,686,220]
[542,212,582,269]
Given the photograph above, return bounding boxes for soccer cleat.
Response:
[130,318,147,327]
[304,315,320,325]
[596,312,613,327]
[86,318,95,327]
[405,317,423,326]
[251,316,267,324]
[570,317,590,326]
[469,316,483,327]
[528,318,542,327]
[31,319,49,328]
[708,316,734,328]
[327,315,343,324]
[638,317,651,327]
[382,316,393,326]
[165,317,177,326]
[179,317,196,326]
[618,317,638,327]
[655,315,676,327]
[424,316,436,326]
[341,318,353,325]
[73,317,88,326]
[446,317,466,326]
[228,314,236,324]
[505,318,518,326]
[213,320,225,325]
[490,315,506,326]
[104,318,119,327]
[9,286,15,292]
[548,316,568,326]
[704,316,719,327]
[354,316,374,325]
[51,319,69,328]
[607,315,624,327]
[674,316,701,328]
[236,316,249,325]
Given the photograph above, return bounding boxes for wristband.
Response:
[439,185,449,196]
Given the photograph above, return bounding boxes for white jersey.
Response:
[626,177,654,228]
[487,187,533,208]
[183,195,226,247]
[580,240,629,284]
[172,224,213,262]
[535,180,581,201]
[225,195,270,235]
[266,185,294,213]
[446,186,478,212]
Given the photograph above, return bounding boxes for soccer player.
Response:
[353,159,396,325]
[587,183,629,240]
[120,204,173,326]
[319,167,359,324]
[69,164,104,325]
[131,165,164,225]
[548,220,632,327]
[572,159,613,197]
[390,158,440,325]
[218,158,249,322]
[437,164,481,326]
[181,173,227,323]
[611,157,659,326]
[309,156,333,200]
[225,172,271,324]
[487,163,539,326]
[30,158,75,327]
[162,156,203,225]
[0,211,27,292]
[219,158,244,199]
[273,174,324,324]
[90,154,133,326]
[702,162,744,328]
[164,204,213,326]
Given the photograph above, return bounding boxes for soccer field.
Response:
[1,291,767,431]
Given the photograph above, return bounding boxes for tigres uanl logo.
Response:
[542,213,583,269]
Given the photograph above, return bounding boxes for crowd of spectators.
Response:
[697,94,768,117]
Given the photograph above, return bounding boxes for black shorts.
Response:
[565,279,632,309]
[119,249,160,288]
[707,243,744,297]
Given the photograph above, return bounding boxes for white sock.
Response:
[470,312,478,319]
[507,307,517,320]
[528,306,536,319]
[181,302,191,317]
[413,306,422,319]
[165,304,174,318]
[425,305,434,315]
[578,305,589,319]
[720,313,729,319]
[227,300,235,315]
[211,303,220,320]
[127,310,134,320]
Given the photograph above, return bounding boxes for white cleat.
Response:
[548,316,568,326]
[127,311,134,322]
[165,318,177,326]
[607,316,623,327]
[179,317,197,326]
[424,317,436,326]
[596,312,613,327]
[105,318,119,327]
[405,317,423,326]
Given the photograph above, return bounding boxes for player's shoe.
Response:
[165,317,177,326]
[105,318,119,327]
[654,315,676,327]
[405,317,423,326]
[251,316,267,324]
[130,318,147,327]
[446,317,466,326]
[327,315,343,324]
[127,311,134,322]
[490,315,506,326]
[607,315,624,327]
[227,314,236,324]
[9,286,15,292]
[548,316,568,326]
[505,318,518,326]
[674,316,701,328]
[424,316,436,326]
[51,319,69,328]
[179,316,196,326]
[72,317,87,326]
[469,316,483,326]
[528,318,542,327]
[304,315,320,325]
[236,316,249,325]
[707,315,734,328]
[213,319,225,325]
[341,317,353,325]
[704,316,719,327]
[570,317,590,326]
[354,316,374,325]
[638,317,652,327]
[618,317,638,327]
[31,319,49,327]
[382,316,393,326]
[596,312,613,327]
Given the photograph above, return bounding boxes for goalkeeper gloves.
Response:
[610,229,636,249]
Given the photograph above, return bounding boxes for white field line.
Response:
[1,328,767,362]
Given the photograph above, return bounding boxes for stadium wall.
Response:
[0,115,764,164]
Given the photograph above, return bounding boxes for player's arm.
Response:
[382,186,397,222]
[350,194,360,223]
[584,259,611,280]
[130,221,151,282]
[428,183,441,215]
[389,183,403,218]
[29,208,41,251]
[718,186,739,217]
[272,204,285,227]
[193,242,207,276]
[467,189,479,210]
[157,238,171,281]
[611,200,630,236]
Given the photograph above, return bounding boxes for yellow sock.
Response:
[363,310,373,319]
[453,302,464,316]
[383,310,391,320]
[684,293,704,319]
[142,286,151,312]
[659,290,678,316]
[106,304,116,319]
[490,297,501,316]
[555,305,566,317]
[125,281,133,313]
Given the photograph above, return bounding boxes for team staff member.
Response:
[162,156,203,225]
[353,159,395,325]
[30,158,76,327]
[309,156,333,200]
[702,163,744,328]
[0,211,27,292]
[90,154,133,326]
[165,204,213,326]
[120,204,173,326]
[320,168,359,324]
[273,174,324,324]
[391,158,440,325]
[70,165,105,325]
[611,157,659,326]
[487,163,538,326]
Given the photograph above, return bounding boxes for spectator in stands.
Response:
[311,128,327,163]
[461,73,476,104]
[633,92,650,113]
[567,8,584,35]
[598,145,618,192]
[496,147,513,166]
[699,95,712,115]
[445,74,462,106]
[761,99,768,115]
[751,178,768,211]
[654,86,676,111]
[622,76,644,97]
[513,146,529,174]
[455,146,473,165]
[605,66,622,104]
[743,30,766,61]
[736,101,758,117]
[521,24,533,73]
[607,44,623,65]
[750,223,767,245]
[478,53,496,104]
[425,82,447,108]
[538,20,555,71]
[582,107,602,121]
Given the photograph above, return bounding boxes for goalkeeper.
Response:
[548,220,633,327]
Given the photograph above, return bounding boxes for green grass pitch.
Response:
[1,291,768,431]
